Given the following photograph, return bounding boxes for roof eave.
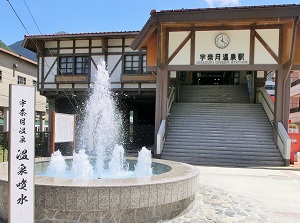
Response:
[131,16,158,50]
[155,5,300,23]
[131,4,300,50]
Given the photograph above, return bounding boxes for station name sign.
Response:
[196,52,249,65]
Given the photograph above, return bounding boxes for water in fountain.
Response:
[71,149,94,179]
[46,150,67,177]
[108,145,129,175]
[46,59,152,179]
[134,147,153,177]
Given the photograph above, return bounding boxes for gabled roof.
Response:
[23,31,140,52]
[131,4,300,50]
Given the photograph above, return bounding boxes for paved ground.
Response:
[160,165,300,223]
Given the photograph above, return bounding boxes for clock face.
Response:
[215,34,230,49]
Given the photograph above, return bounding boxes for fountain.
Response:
[0,59,199,223]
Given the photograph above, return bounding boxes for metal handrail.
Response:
[256,87,274,124]
[156,86,176,156]
[167,86,176,114]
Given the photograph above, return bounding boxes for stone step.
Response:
[160,156,284,167]
[164,141,276,150]
[167,128,273,134]
[165,133,274,140]
[164,137,275,146]
[163,144,279,152]
[161,149,282,159]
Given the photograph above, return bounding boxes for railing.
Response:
[156,86,176,156]
[290,107,300,113]
[167,86,176,114]
[277,123,291,166]
[156,119,166,157]
[257,87,291,165]
[256,86,274,124]
[0,132,8,162]
[291,79,300,87]
[35,132,51,157]
[0,131,51,162]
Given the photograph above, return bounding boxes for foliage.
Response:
[0,147,8,162]
[0,39,13,52]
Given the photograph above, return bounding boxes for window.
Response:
[75,56,89,74]
[265,85,275,90]
[0,70,2,82]
[59,56,89,75]
[142,54,147,73]
[124,55,139,74]
[45,49,58,55]
[18,76,26,85]
[59,57,73,74]
[124,54,147,74]
[32,80,37,86]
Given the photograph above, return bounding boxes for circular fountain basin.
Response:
[0,157,199,223]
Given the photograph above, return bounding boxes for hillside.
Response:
[9,40,37,62]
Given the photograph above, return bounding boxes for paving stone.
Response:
[159,183,272,223]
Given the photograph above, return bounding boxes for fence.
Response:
[0,131,51,162]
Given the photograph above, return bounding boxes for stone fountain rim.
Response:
[0,157,199,188]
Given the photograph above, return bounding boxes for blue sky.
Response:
[1,0,299,45]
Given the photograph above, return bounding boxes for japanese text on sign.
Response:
[196,53,248,65]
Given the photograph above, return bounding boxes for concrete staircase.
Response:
[161,85,284,167]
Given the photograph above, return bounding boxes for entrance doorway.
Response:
[180,71,240,85]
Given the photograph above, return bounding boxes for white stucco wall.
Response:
[254,29,279,64]
[90,55,105,83]
[107,55,122,83]
[44,57,57,83]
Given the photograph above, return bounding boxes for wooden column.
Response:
[154,68,168,156]
[274,66,290,130]
[48,97,56,154]
[154,25,169,157]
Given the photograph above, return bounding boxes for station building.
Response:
[23,4,300,166]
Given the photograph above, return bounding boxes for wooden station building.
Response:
[24,4,300,166]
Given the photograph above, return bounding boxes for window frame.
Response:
[75,56,89,74]
[141,54,147,74]
[58,56,89,75]
[59,56,73,74]
[124,54,147,74]
[17,76,26,85]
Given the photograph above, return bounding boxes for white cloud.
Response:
[205,0,239,7]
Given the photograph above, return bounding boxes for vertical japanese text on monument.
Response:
[16,98,29,205]
[196,52,248,65]
[9,85,35,222]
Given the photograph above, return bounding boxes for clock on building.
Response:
[215,33,230,49]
